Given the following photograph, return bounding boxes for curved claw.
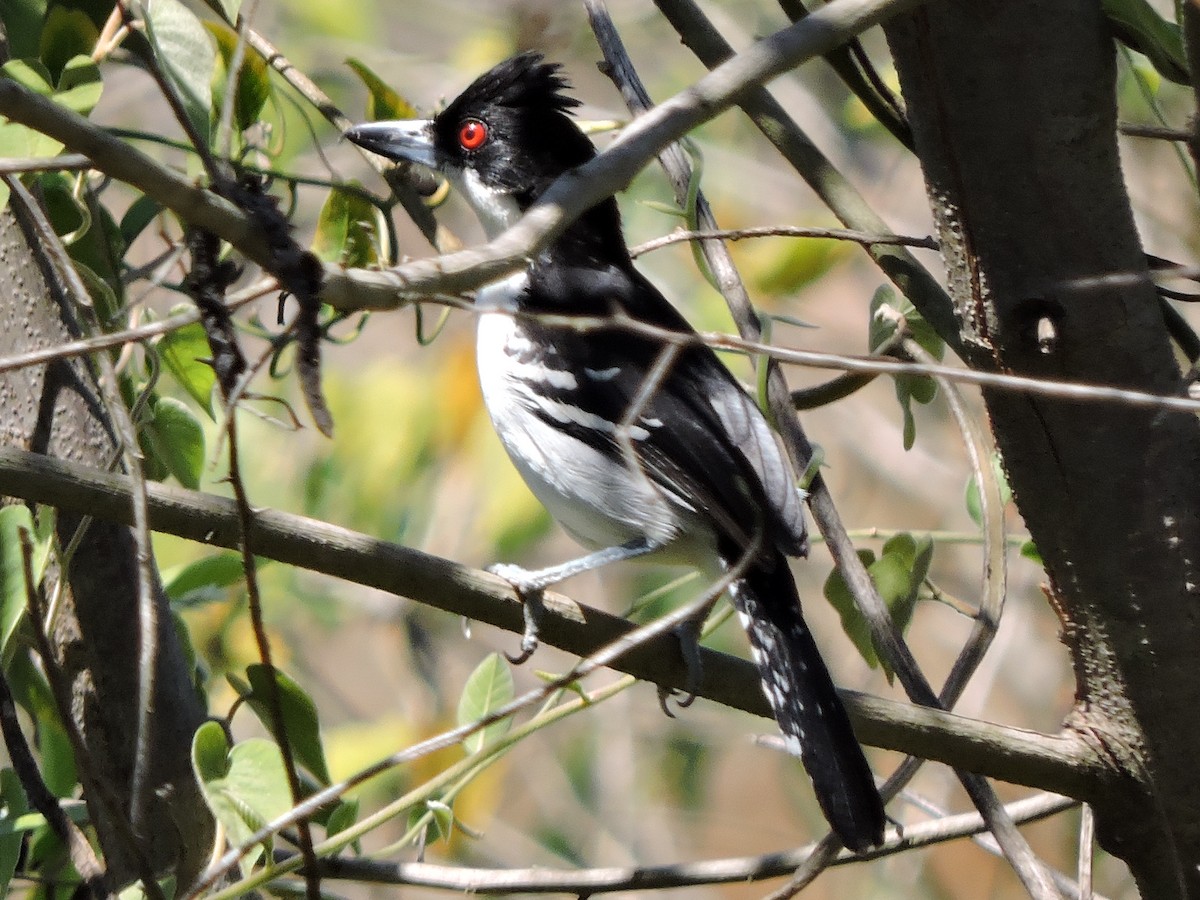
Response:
[505,645,536,666]
[655,685,699,718]
[488,563,546,666]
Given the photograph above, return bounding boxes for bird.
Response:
[345,52,886,851]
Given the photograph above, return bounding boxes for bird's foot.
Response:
[487,563,548,665]
[657,617,704,716]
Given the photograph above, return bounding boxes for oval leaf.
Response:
[145,396,206,489]
[144,0,216,148]
[159,319,218,415]
[245,664,331,785]
[456,653,514,754]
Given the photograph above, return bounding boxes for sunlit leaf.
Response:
[0,507,35,664]
[144,0,216,149]
[162,552,255,606]
[244,664,332,785]
[824,534,930,679]
[869,286,944,450]
[159,318,218,415]
[206,21,272,131]
[457,653,514,754]
[345,57,417,120]
[192,724,292,874]
[312,186,379,268]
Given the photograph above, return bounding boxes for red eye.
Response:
[458,119,488,151]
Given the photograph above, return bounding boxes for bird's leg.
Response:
[488,536,660,664]
[657,594,722,715]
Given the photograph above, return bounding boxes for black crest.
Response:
[432,52,599,202]
[446,52,580,119]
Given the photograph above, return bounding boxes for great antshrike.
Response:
[346,52,885,850]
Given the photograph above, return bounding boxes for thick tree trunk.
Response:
[887,3,1200,896]
[0,192,212,885]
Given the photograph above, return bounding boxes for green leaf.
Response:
[36,171,124,315]
[0,56,102,178]
[1020,540,1043,566]
[1104,0,1189,85]
[965,452,1012,527]
[192,720,230,782]
[0,769,28,895]
[163,552,252,606]
[869,286,944,450]
[345,58,417,120]
[311,186,379,267]
[206,21,272,131]
[823,535,930,679]
[119,194,163,247]
[144,0,216,149]
[192,726,293,874]
[456,653,514,754]
[244,664,331,785]
[49,55,103,115]
[426,799,454,844]
[324,798,358,838]
[40,713,77,797]
[159,318,218,415]
[824,549,880,669]
[0,506,35,663]
[39,9,99,84]
[142,396,206,489]
[2,0,48,60]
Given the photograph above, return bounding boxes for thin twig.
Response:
[901,336,1006,705]
[242,28,444,249]
[0,154,93,174]
[292,792,1078,894]
[1078,803,1095,900]
[0,280,271,376]
[628,224,937,258]
[1119,121,1191,141]
[651,0,961,355]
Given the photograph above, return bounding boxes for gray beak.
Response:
[344,119,439,169]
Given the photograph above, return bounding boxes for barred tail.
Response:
[728,548,885,851]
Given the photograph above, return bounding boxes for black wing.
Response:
[519,258,807,556]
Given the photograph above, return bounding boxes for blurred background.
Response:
[81,0,1200,896]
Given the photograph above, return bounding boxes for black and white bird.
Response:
[346,52,885,850]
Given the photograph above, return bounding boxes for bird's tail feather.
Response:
[728,548,885,851]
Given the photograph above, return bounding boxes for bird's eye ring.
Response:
[458,119,488,151]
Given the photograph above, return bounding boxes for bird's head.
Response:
[345,52,601,239]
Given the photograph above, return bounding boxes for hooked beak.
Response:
[343,120,439,169]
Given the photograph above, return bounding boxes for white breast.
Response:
[474,286,695,555]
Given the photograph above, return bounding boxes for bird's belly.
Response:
[476,311,685,552]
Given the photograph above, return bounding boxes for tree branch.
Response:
[0,444,1104,799]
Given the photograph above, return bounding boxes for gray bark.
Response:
[887,3,1200,896]
[0,191,212,885]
